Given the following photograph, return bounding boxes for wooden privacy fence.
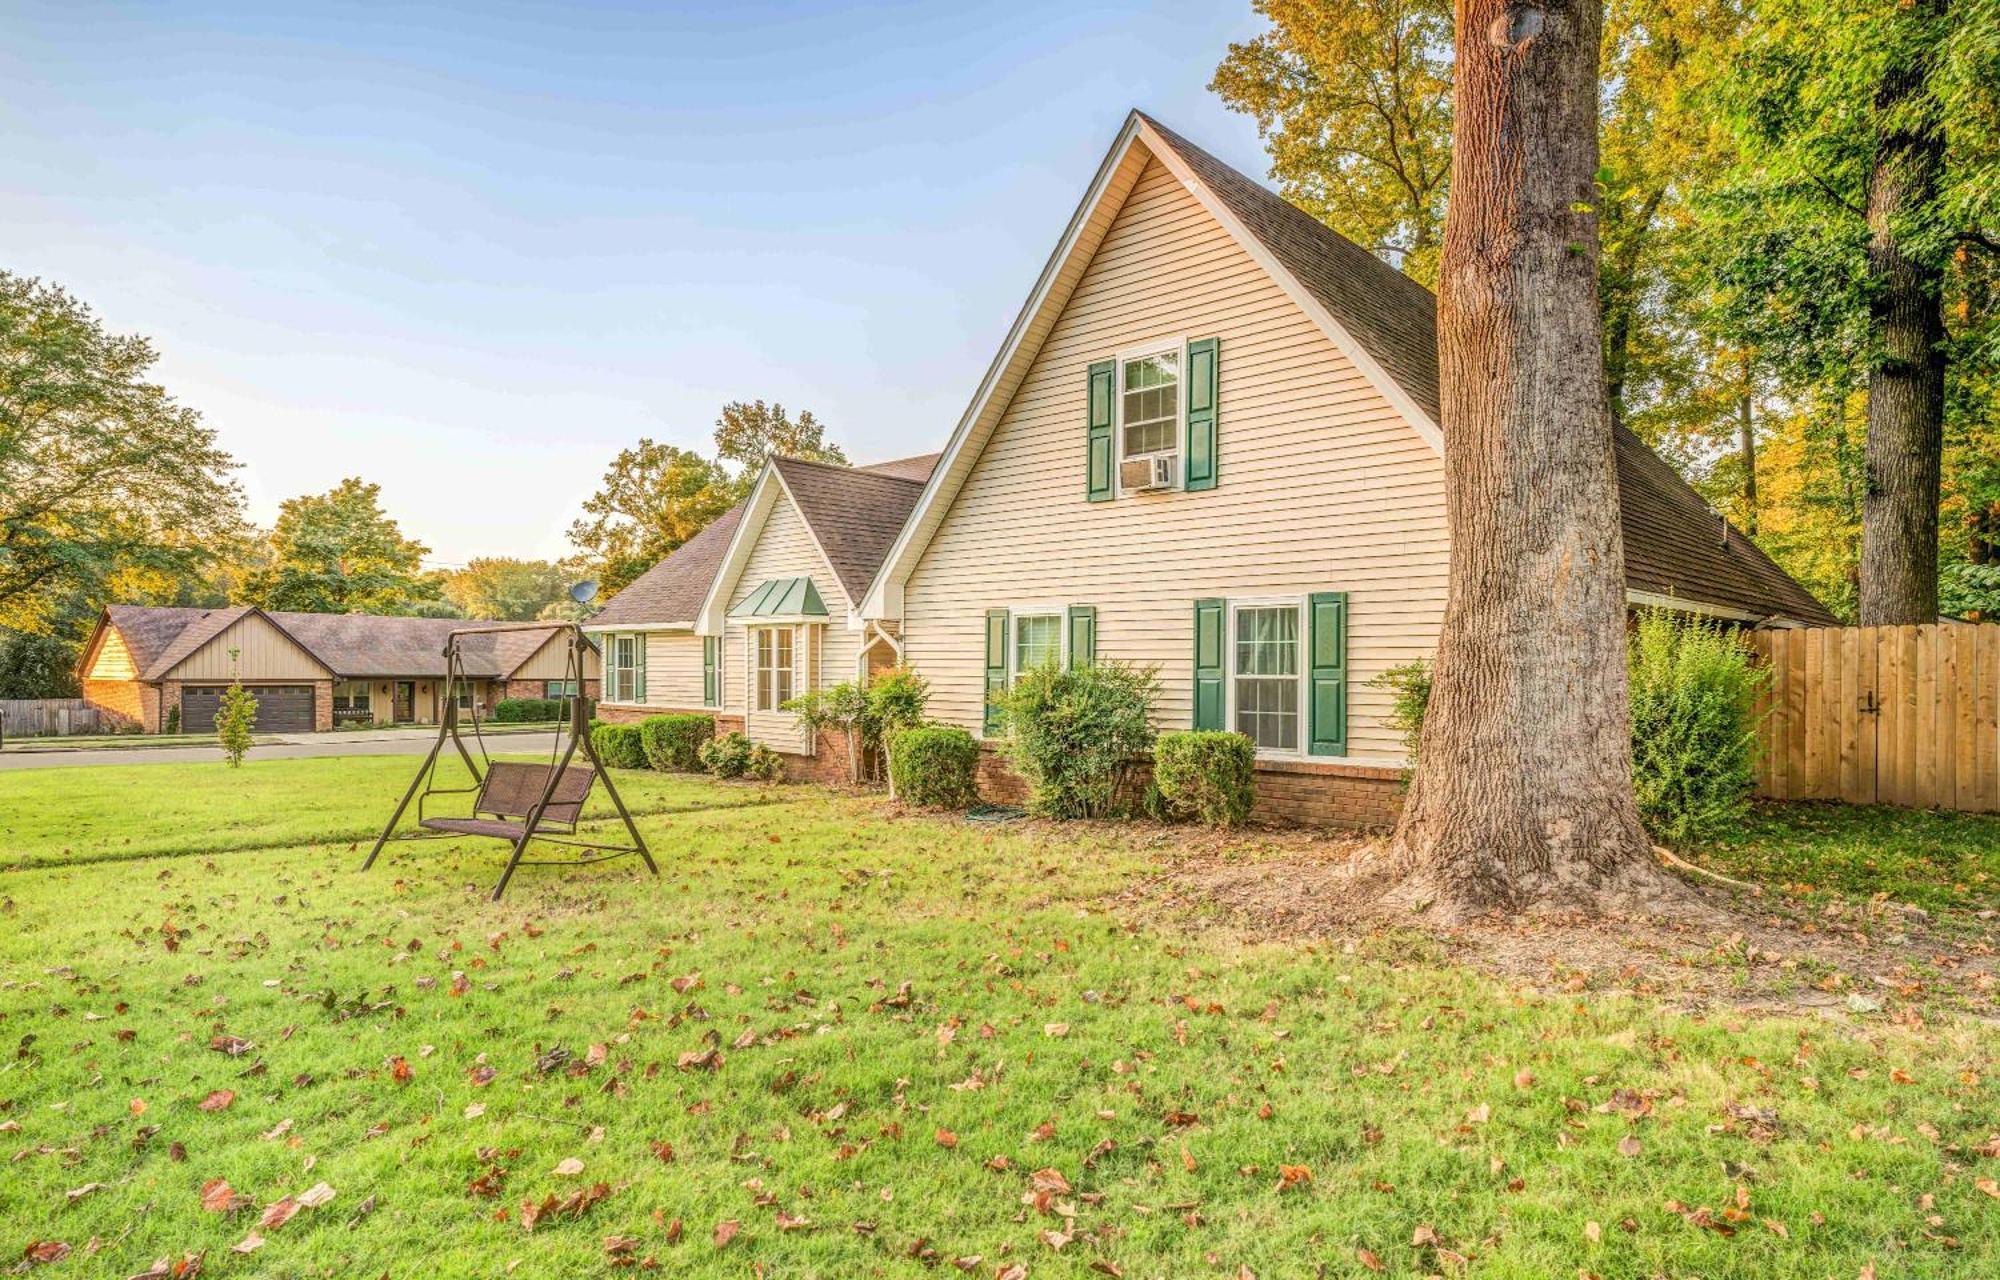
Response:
[1751,622,1999,812]
[0,698,108,738]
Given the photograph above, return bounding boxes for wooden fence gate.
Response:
[1751,622,2000,812]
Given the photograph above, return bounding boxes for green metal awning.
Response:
[729,576,829,620]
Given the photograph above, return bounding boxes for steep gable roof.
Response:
[862,112,1834,626]
[586,502,746,629]
[770,456,929,602]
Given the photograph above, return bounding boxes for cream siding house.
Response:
[859,112,1833,825]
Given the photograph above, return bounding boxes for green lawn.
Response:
[1,760,1994,1278]
[1695,801,2000,913]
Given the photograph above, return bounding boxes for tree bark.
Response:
[1386,0,1662,918]
[1858,0,1947,626]
[1737,357,1758,536]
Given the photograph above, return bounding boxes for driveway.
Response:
[0,728,563,770]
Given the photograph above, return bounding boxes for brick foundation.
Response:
[973,744,1404,829]
[503,677,601,702]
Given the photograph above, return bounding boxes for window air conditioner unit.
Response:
[1119,453,1178,492]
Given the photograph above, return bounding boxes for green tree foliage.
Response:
[215,662,258,767]
[0,272,245,633]
[240,478,439,614]
[566,440,734,596]
[1211,0,1453,285]
[712,400,847,481]
[0,628,80,698]
[441,557,569,621]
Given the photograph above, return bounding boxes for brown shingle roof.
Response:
[855,452,941,482]
[771,455,931,602]
[586,502,746,628]
[1138,114,1835,625]
[104,604,580,681]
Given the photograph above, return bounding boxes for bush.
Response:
[215,681,257,767]
[784,666,932,785]
[1152,730,1256,826]
[1370,658,1432,770]
[494,697,561,723]
[1628,609,1768,844]
[590,721,647,769]
[699,731,784,781]
[887,725,980,810]
[164,704,180,735]
[640,713,714,771]
[991,662,1158,818]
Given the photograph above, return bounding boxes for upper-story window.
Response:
[1120,348,1180,464]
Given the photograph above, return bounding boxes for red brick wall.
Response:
[594,704,734,729]
[971,744,1404,828]
[503,678,601,702]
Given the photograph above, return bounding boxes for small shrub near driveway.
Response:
[590,721,647,769]
[1153,730,1255,826]
[887,725,980,809]
[494,697,560,723]
[215,681,257,767]
[640,713,714,771]
[1628,608,1769,844]
[992,662,1158,818]
[699,730,783,781]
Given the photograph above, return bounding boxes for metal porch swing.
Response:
[361,621,656,900]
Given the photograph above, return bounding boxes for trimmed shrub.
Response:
[699,731,784,781]
[1628,609,1768,844]
[590,721,647,770]
[494,697,561,723]
[164,704,180,735]
[887,725,979,810]
[991,661,1158,819]
[1152,730,1256,826]
[640,713,714,772]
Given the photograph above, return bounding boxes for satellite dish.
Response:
[570,580,600,606]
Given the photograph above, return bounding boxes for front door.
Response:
[393,681,415,724]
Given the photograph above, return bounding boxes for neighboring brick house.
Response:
[77,606,599,733]
[847,112,1834,826]
[586,454,936,782]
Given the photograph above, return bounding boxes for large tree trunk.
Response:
[1737,357,1758,536]
[1858,0,1947,626]
[1387,0,1662,918]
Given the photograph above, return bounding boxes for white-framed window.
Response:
[608,633,638,702]
[1118,342,1181,468]
[455,682,476,711]
[332,680,371,722]
[754,626,796,712]
[545,679,578,698]
[1231,600,1304,754]
[1011,611,1063,683]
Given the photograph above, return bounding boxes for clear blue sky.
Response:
[2,1,1269,566]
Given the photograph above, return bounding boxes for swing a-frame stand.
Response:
[362,622,656,900]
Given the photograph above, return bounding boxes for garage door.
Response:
[181,685,317,734]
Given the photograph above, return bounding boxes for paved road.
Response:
[0,730,563,770]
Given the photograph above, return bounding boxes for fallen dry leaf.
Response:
[714,1220,741,1249]
[197,1090,235,1112]
[231,1232,265,1255]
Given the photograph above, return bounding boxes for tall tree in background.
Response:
[567,441,734,595]
[1212,0,1454,284]
[1719,0,2000,623]
[241,478,439,614]
[1388,0,1663,915]
[442,557,569,621]
[713,400,847,481]
[0,272,245,634]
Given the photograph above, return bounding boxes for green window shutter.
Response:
[1184,337,1218,491]
[1307,592,1347,756]
[1193,598,1225,730]
[1066,605,1096,669]
[1086,359,1115,502]
[983,608,1010,736]
[702,635,719,707]
[632,633,648,704]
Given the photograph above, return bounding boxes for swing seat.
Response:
[420,762,597,841]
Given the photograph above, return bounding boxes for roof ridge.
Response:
[775,454,926,486]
